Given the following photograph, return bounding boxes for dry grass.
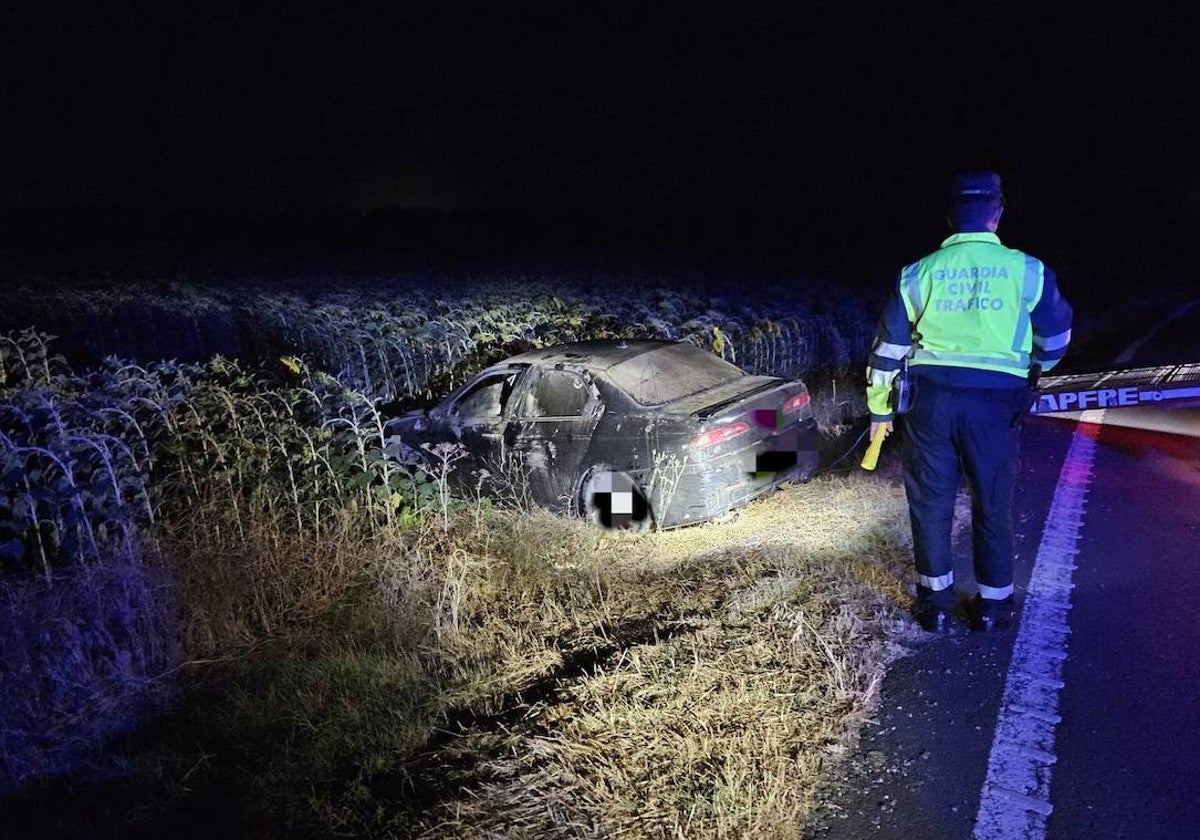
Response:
[0,547,177,794]
[39,469,914,839]
[384,476,916,839]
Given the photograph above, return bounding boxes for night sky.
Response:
[4,4,1198,279]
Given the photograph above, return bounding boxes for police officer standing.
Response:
[866,171,1073,633]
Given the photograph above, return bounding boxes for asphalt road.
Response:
[1050,419,1200,837]
[806,324,1200,837]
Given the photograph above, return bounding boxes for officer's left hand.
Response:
[870,421,893,440]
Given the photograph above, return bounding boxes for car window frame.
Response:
[445,365,530,423]
[513,365,604,422]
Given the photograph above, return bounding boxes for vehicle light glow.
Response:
[783,392,810,413]
[690,420,750,449]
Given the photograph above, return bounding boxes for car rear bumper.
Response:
[653,416,820,528]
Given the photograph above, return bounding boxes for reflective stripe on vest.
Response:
[900,233,1044,377]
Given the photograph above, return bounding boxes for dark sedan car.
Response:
[384,339,820,529]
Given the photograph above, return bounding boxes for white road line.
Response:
[973,422,1099,840]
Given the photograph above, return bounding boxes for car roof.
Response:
[502,339,684,371]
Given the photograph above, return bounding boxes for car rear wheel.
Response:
[577,467,654,531]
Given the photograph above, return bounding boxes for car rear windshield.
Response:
[607,344,744,406]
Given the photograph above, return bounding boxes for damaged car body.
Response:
[383,339,820,528]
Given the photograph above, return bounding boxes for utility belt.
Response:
[895,363,1042,427]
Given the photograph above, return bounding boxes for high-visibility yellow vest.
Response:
[900,232,1044,378]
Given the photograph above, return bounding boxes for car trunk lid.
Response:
[668,376,804,420]
[678,377,812,452]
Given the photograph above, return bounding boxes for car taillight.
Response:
[783,391,811,414]
[690,420,750,449]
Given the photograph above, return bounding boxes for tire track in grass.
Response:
[366,607,722,817]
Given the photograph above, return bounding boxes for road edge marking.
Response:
[973,422,1099,840]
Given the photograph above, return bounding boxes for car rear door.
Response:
[504,366,605,508]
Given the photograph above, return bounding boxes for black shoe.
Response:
[912,600,963,634]
[968,595,1016,633]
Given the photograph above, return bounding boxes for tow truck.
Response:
[1031,362,1200,441]
[1032,363,1200,415]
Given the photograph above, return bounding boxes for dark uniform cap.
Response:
[950,171,1003,199]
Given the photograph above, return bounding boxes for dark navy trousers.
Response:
[901,378,1028,607]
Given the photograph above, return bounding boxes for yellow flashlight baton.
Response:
[860,425,888,471]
